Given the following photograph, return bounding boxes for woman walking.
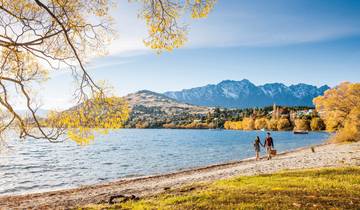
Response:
[253,136,263,161]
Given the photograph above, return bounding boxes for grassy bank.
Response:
[83,167,360,209]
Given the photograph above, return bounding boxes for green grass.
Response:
[82,167,360,210]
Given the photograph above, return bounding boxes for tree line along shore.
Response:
[164,105,325,132]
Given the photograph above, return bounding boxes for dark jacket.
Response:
[264,137,274,148]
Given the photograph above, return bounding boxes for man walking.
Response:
[264,132,274,160]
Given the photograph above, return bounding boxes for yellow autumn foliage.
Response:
[224,121,242,130]
[47,93,129,145]
[254,118,268,130]
[277,118,291,131]
[267,119,278,131]
[140,0,217,52]
[310,117,325,131]
[0,0,216,143]
[294,119,310,131]
[314,82,360,142]
[242,117,255,130]
[333,107,360,142]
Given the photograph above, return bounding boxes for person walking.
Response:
[264,132,274,160]
[253,136,263,161]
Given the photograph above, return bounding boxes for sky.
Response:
[41,0,360,109]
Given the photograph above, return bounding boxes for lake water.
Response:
[0,129,329,195]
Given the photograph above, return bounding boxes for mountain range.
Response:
[163,79,330,108]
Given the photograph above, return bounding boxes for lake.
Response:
[0,129,329,195]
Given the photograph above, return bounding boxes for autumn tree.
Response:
[254,118,268,130]
[335,107,360,142]
[294,119,310,131]
[242,117,255,130]
[141,0,217,52]
[223,121,232,130]
[277,118,291,131]
[224,121,242,130]
[310,117,325,131]
[0,0,216,144]
[314,82,360,142]
[267,119,278,131]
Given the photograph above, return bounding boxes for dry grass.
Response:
[81,167,360,210]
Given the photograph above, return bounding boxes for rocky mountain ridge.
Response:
[163,79,330,108]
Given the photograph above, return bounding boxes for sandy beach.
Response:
[0,141,359,209]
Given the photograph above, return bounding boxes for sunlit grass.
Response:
[82,167,360,209]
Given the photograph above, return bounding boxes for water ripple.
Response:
[0,129,329,196]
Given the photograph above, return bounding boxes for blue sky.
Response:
[42,0,360,109]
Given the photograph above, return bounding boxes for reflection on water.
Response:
[0,129,329,195]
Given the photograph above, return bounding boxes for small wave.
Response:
[102,162,114,165]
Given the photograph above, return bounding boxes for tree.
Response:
[255,118,268,130]
[242,117,255,130]
[224,121,242,130]
[294,119,310,131]
[335,107,360,142]
[314,82,360,142]
[0,0,216,143]
[277,118,291,131]
[310,117,325,131]
[141,0,217,52]
[267,119,278,131]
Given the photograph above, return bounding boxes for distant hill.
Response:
[123,90,211,128]
[163,79,330,108]
[124,90,210,114]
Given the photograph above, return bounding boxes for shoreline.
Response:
[0,141,359,209]
[1,142,327,196]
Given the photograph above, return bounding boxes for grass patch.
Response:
[81,167,360,210]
